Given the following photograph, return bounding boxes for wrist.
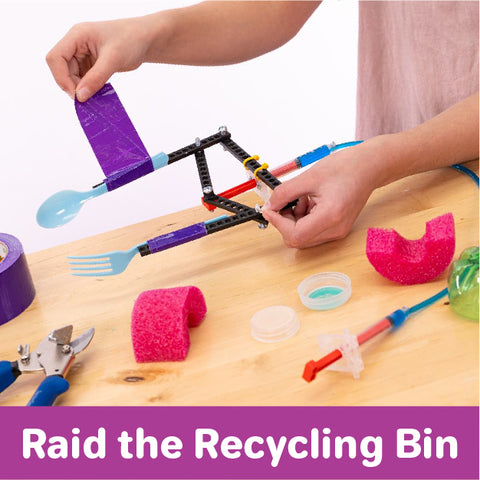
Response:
[348,134,401,190]
[354,132,424,189]
[140,12,175,64]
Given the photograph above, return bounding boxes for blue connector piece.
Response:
[151,152,169,170]
[297,140,364,169]
[389,308,408,329]
[297,145,331,168]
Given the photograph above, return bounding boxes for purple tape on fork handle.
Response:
[75,83,152,187]
[147,223,208,254]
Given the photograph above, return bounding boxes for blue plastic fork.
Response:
[68,216,228,277]
[69,243,145,276]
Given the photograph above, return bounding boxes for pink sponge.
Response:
[366,213,455,285]
[131,286,207,362]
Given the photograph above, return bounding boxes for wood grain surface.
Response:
[1,161,478,406]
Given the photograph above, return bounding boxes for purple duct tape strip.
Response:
[75,83,152,189]
[147,223,208,254]
[0,233,35,326]
[104,159,154,191]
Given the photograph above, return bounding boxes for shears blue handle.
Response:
[0,361,17,393]
[27,376,70,406]
[0,361,69,406]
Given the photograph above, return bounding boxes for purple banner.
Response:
[0,407,477,479]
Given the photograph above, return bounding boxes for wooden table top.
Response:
[1,162,478,406]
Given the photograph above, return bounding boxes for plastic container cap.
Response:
[298,272,351,311]
[251,305,299,343]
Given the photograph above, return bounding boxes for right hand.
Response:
[261,137,388,248]
[46,18,151,101]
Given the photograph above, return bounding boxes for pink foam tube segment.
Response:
[131,286,207,362]
[366,213,455,285]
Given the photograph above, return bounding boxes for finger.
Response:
[77,54,94,78]
[290,206,357,248]
[46,45,78,99]
[262,209,298,241]
[67,57,81,84]
[268,205,339,249]
[266,210,322,249]
[75,53,117,102]
[266,174,317,212]
[292,195,309,220]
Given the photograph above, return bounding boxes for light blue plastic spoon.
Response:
[36,152,169,228]
[36,184,108,228]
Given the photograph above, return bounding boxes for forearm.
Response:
[368,92,479,188]
[141,1,320,66]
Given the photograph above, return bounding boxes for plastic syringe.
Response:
[203,141,362,211]
[302,288,449,382]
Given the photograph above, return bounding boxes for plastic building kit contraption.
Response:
[138,126,288,255]
[36,83,359,275]
[67,126,291,276]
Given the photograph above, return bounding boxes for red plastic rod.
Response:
[202,160,298,211]
[302,317,392,383]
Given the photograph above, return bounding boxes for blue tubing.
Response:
[330,140,363,152]
[450,164,479,187]
[407,288,449,316]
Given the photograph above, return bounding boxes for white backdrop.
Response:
[0,0,358,253]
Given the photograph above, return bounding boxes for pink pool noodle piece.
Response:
[366,213,455,285]
[131,286,207,362]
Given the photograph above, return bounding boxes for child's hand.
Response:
[262,139,386,248]
[46,18,151,101]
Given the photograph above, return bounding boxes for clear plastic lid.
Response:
[298,272,351,310]
[250,305,299,343]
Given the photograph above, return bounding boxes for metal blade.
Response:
[70,328,95,355]
[48,325,73,345]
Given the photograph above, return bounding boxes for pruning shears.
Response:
[0,325,94,406]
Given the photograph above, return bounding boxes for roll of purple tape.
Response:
[0,234,35,326]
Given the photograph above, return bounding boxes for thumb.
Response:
[75,54,117,102]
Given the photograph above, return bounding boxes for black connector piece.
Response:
[167,131,232,165]
[205,209,267,234]
[138,243,151,257]
[195,150,214,193]
[220,138,282,191]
